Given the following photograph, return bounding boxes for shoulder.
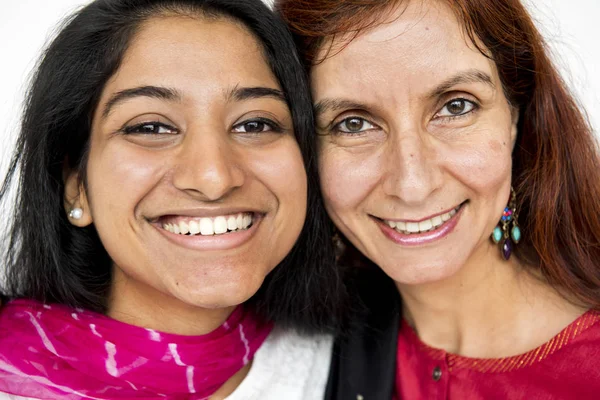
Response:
[548,310,600,365]
[226,326,333,400]
[548,310,600,357]
[539,313,600,396]
[259,324,333,355]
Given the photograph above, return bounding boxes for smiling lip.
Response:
[377,203,465,246]
[152,213,263,251]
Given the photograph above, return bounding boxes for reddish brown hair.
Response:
[278,0,600,308]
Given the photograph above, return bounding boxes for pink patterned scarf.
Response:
[0,299,273,399]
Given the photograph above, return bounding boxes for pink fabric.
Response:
[0,299,273,399]
[394,310,600,400]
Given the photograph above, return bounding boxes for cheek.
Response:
[250,141,307,219]
[84,139,167,269]
[444,135,512,194]
[318,146,382,216]
[86,141,164,215]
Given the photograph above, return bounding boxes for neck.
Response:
[397,242,586,358]
[108,267,235,336]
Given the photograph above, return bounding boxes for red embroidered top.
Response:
[395,310,600,400]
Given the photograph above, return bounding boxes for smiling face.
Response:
[311,0,518,286]
[64,15,307,318]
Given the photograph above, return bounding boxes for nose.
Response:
[382,128,441,206]
[171,128,244,201]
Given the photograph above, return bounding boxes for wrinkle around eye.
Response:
[322,127,387,151]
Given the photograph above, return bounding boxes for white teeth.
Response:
[214,216,228,234]
[418,220,433,231]
[199,218,214,235]
[406,222,420,233]
[188,220,200,235]
[179,221,189,235]
[384,205,461,234]
[227,216,237,231]
[163,213,254,236]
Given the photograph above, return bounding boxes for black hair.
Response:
[0,0,347,333]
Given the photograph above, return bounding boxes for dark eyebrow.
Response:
[313,99,373,118]
[228,86,287,103]
[314,70,494,117]
[102,86,182,119]
[428,69,495,99]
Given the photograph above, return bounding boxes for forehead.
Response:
[311,0,497,97]
[105,15,279,97]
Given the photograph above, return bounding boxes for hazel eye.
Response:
[436,99,477,118]
[123,122,178,135]
[232,118,280,134]
[334,117,377,134]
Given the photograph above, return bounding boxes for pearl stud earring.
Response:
[69,208,83,220]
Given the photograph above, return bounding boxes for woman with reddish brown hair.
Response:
[279,0,600,398]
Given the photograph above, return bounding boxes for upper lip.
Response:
[147,206,266,221]
[375,202,464,223]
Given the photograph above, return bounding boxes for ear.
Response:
[64,168,93,227]
[510,106,520,150]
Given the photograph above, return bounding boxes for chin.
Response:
[383,259,465,286]
[174,278,264,310]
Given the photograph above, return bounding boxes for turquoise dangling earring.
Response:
[491,187,521,260]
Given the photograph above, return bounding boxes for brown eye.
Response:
[335,117,376,134]
[437,98,477,118]
[123,122,178,135]
[447,100,467,114]
[243,121,266,133]
[346,118,365,132]
[233,118,280,134]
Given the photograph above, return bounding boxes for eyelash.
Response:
[330,116,378,136]
[121,121,178,135]
[120,117,283,136]
[434,98,479,122]
[232,117,283,134]
[328,97,479,135]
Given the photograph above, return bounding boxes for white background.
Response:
[1,0,599,175]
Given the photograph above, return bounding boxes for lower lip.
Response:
[153,215,263,251]
[377,205,464,246]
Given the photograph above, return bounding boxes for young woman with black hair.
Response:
[0,0,345,398]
